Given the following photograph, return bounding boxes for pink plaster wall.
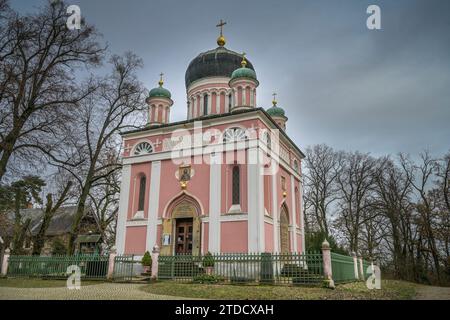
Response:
[127,162,151,219]
[220,221,248,253]
[156,225,162,247]
[264,174,271,215]
[203,222,209,253]
[264,223,274,253]
[124,226,147,255]
[158,159,210,217]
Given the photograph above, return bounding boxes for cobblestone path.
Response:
[0,282,185,300]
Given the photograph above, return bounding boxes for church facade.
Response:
[115,23,305,256]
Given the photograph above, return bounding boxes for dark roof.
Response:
[185,46,255,88]
[1,206,94,237]
[75,234,101,243]
[121,108,305,158]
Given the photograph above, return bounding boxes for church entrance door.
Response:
[175,218,193,254]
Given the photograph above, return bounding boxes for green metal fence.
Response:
[158,252,324,285]
[113,254,140,282]
[330,252,356,283]
[7,254,109,279]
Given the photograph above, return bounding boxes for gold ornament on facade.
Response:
[282,191,288,198]
[180,180,187,190]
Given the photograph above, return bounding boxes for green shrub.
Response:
[193,274,224,284]
[141,251,152,266]
[202,252,215,267]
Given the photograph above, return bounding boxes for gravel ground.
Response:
[414,285,450,300]
[0,282,185,300]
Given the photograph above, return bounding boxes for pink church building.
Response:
[115,25,305,257]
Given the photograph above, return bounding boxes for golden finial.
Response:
[158,72,164,87]
[216,19,227,47]
[241,52,247,68]
[272,92,277,106]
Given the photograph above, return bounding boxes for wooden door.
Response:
[175,219,193,254]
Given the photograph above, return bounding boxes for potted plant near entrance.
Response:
[141,251,152,274]
[203,252,215,275]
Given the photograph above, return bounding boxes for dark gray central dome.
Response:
[185,47,255,89]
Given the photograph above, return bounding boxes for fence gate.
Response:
[113,255,138,282]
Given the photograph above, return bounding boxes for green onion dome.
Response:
[149,75,171,99]
[266,98,286,117]
[230,53,257,81]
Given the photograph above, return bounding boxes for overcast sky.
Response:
[11,0,450,158]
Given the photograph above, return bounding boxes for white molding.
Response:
[146,161,161,251]
[247,147,265,252]
[264,215,274,225]
[290,174,298,252]
[116,164,131,254]
[227,204,242,214]
[208,153,221,253]
[133,211,144,220]
[187,77,231,94]
[126,219,148,227]
[271,159,280,253]
[220,214,248,222]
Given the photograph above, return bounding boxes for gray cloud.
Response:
[11,0,450,157]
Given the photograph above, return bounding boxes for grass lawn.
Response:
[140,280,417,300]
[0,277,105,288]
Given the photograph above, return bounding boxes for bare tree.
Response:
[400,152,442,283]
[0,0,104,181]
[335,151,377,253]
[303,144,342,236]
[46,53,147,253]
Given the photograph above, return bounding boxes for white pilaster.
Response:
[208,153,221,253]
[271,162,279,253]
[200,95,204,116]
[290,174,298,252]
[216,92,220,114]
[146,161,161,251]
[247,147,265,252]
[225,93,229,113]
[207,93,212,114]
[300,175,306,253]
[116,164,131,254]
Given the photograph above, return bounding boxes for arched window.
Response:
[232,166,240,205]
[293,160,299,173]
[134,141,153,156]
[138,175,146,211]
[203,95,208,115]
[228,93,232,110]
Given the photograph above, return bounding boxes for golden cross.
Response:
[272,92,277,101]
[216,19,227,36]
[159,72,164,80]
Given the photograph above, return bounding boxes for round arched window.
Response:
[134,142,153,156]
[223,127,248,143]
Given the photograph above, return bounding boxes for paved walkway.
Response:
[0,283,184,300]
[415,285,450,300]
